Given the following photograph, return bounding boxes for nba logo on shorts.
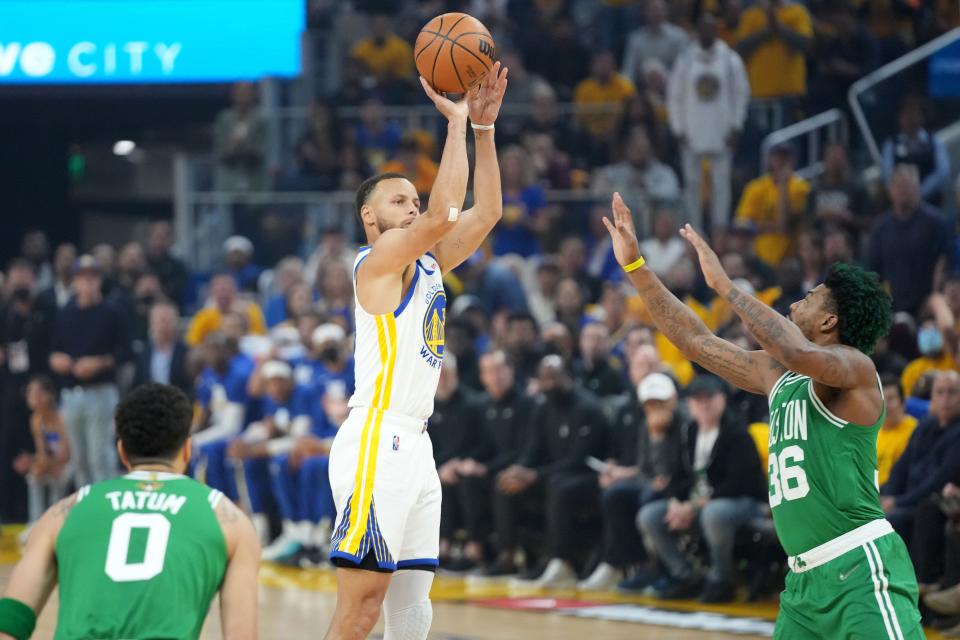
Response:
[392,435,400,451]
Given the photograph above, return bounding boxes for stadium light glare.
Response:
[113,140,136,156]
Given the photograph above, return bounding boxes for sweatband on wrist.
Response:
[0,598,37,640]
[470,122,495,131]
[623,257,646,273]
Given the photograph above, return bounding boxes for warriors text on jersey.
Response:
[53,471,227,640]
[767,371,886,556]
[349,247,446,420]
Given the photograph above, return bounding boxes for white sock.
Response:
[294,520,312,544]
[251,513,269,547]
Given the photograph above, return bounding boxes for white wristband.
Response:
[470,122,495,131]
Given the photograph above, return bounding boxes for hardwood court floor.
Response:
[0,529,946,640]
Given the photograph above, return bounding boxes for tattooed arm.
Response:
[603,193,784,395]
[681,224,875,390]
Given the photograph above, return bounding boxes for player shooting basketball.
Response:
[323,63,508,640]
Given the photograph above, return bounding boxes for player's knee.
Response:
[383,599,432,640]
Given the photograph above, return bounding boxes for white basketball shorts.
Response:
[328,406,441,571]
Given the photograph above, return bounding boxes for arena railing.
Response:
[760,109,849,180]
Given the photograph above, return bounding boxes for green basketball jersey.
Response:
[767,372,886,557]
[54,471,228,640]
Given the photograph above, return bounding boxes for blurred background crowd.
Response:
[4,0,960,621]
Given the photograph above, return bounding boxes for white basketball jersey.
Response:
[349,247,446,420]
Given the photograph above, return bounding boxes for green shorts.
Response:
[774,532,923,640]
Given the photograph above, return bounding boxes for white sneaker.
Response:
[262,532,301,562]
[533,558,578,589]
[577,562,624,591]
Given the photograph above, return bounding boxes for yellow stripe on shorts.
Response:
[340,314,397,554]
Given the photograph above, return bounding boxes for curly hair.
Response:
[115,384,192,461]
[822,263,892,355]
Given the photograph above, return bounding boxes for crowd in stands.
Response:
[3,0,960,625]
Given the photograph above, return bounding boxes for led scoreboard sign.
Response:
[0,0,304,84]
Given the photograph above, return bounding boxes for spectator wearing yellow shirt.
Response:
[734,144,810,266]
[901,318,956,398]
[187,274,266,347]
[878,375,918,487]
[350,13,414,84]
[735,0,813,100]
[379,135,438,197]
[573,51,636,142]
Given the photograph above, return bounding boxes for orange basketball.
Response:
[414,13,496,94]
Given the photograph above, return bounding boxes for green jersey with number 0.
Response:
[767,371,886,557]
[54,471,228,640]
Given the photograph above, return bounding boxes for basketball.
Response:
[415,12,496,94]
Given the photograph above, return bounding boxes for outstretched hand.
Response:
[467,61,509,126]
[420,77,469,124]
[679,224,732,293]
[602,192,642,267]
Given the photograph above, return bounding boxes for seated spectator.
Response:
[809,143,872,236]
[620,92,673,169]
[554,278,588,340]
[668,11,749,233]
[557,236,603,303]
[592,128,681,237]
[189,331,255,512]
[868,165,951,315]
[734,143,811,267]
[717,0,744,46]
[353,96,403,171]
[734,0,812,111]
[350,13,414,88]
[263,257,306,328]
[285,102,343,191]
[274,382,348,568]
[186,273,266,347]
[640,208,687,277]
[213,81,269,191]
[724,221,778,289]
[461,249,529,316]
[541,321,576,365]
[430,357,487,569]
[574,322,626,398]
[492,146,546,258]
[128,273,166,348]
[521,83,587,166]
[638,375,766,603]
[315,260,354,330]
[305,225,357,285]
[145,221,188,308]
[40,243,77,310]
[485,356,607,580]
[621,0,689,86]
[303,323,355,395]
[769,257,806,317]
[223,235,261,293]
[873,335,910,379]
[132,301,192,397]
[900,316,955,398]
[878,375,918,487]
[502,312,543,390]
[573,51,637,147]
[527,258,561,327]
[881,370,960,541]
[882,96,951,205]
[796,230,824,292]
[822,227,856,266]
[228,360,325,560]
[579,370,686,591]
[20,230,52,291]
[379,134,438,197]
[23,375,70,530]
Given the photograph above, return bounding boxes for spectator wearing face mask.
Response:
[901,317,955,398]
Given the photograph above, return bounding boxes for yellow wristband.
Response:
[623,257,646,273]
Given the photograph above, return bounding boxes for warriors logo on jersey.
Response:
[421,288,446,367]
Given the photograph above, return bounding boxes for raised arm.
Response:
[603,193,783,395]
[680,224,875,390]
[432,62,509,274]
[360,78,471,277]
